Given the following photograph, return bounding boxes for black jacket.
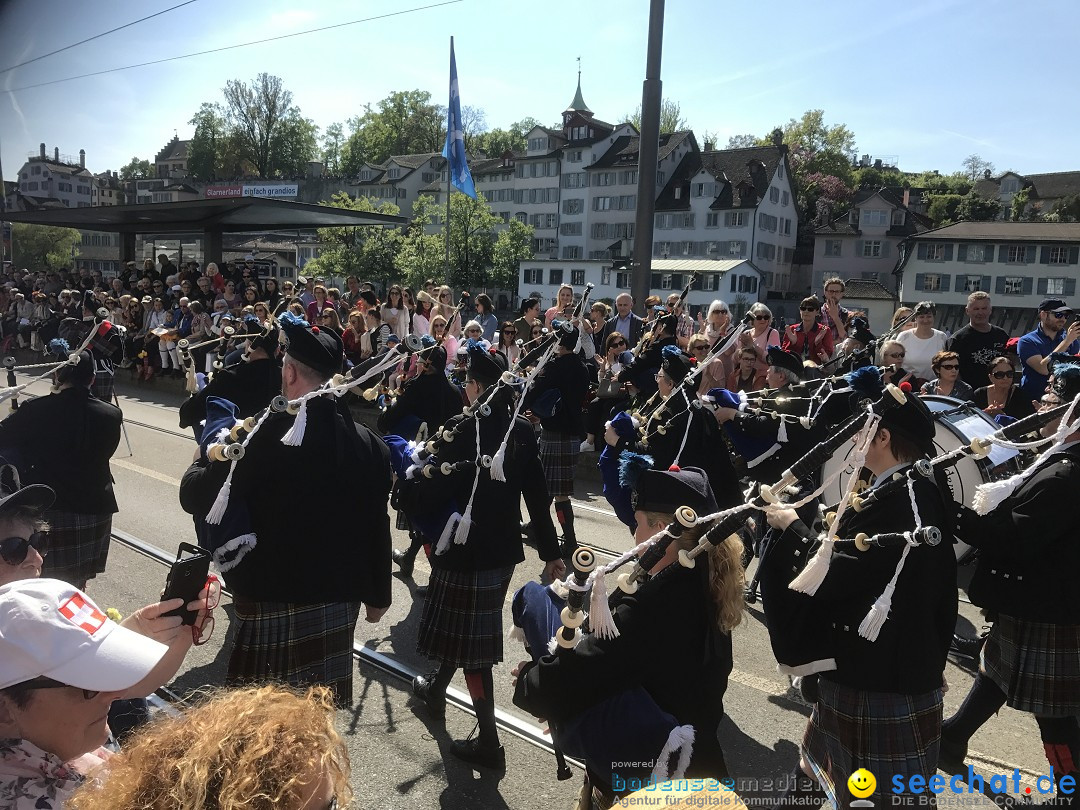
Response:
[768,473,956,694]
[400,408,560,571]
[377,370,463,440]
[178,357,282,429]
[522,351,590,437]
[617,335,677,402]
[0,386,121,514]
[961,443,1080,622]
[180,397,392,606]
[514,560,731,778]
[726,390,823,487]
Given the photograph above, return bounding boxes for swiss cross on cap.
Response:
[59,593,107,635]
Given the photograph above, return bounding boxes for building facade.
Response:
[11,144,95,210]
[974,170,1080,220]
[897,222,1080,333]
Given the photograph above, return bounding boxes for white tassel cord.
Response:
[858,537,914,642]
[205,404,276,525]
[670,389,693,467]
[587,571,617,640]
[0,319,102,405]
[573,286,592,356]
[650,724,696,783]
[973,393,1080,515]
[776,414,789,444]
[788,412,880,595]
[450,423,483,545]
[434,513,462,555]
[490,343,557,482]
[279,398,309,446]
[184,360,198,394]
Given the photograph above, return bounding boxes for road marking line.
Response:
[112,458,181,487]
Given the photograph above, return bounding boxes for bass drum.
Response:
[821,395,1023,563]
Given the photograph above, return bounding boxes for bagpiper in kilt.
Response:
[944,359,1080,800]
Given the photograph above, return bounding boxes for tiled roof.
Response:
[974,171,1080,201]
[155,136,190,163]
[385,153,441,170]
[32,161,92,177]
[842,279,897,301]
[909,221,1080,242]
[588,130,694,170]
[815,188,933,237]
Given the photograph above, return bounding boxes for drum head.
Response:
[618,778,746,809]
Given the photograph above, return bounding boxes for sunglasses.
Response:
[0,531,49,565]
[21,676,99,701]
[800,306,820,312]
[1049,311,1071,318]
[502,330,515,335]
[938,364,959,371]
[754,314,770,321]
[886,351,906,358]
[690,345,709,352]
[610,341,627,348]
[991,370,1015,379]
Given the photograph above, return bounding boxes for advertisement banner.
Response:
[205,185,243,198]
[242,184,299,199]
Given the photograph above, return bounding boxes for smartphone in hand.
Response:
[161,543,211,626]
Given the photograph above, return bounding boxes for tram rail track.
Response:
[110,527,577,766]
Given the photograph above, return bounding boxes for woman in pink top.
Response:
[738,302,779,383]
[544,284,574,328]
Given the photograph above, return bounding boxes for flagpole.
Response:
[444,36,453,285]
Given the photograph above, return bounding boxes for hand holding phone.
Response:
[161,543,211,626]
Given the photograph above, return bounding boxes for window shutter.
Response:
[957,244,968,261]
[1022,277,1034,295]
[984,245,995,262]
[997,245,1008,263]
[981,275,991,292]
[1066,279,1077,296]
[941,274,952,292]
[739,241,747,256]
[854,240,863,257]
[730,274,737,293]
[995,276,1006,294]
[1025,245,1037,263]
[917,243,927,260]
[1069,247,1079,264]
[944,244,954,261]
[1040,246,1051,264]
[691,275,703,291]
[650,273,661,288]
[1038,278,1049,295]
[882,241,891,258]
[915,273,925,291]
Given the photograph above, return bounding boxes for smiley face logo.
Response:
[848,768,876,799]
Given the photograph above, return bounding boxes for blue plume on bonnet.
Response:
[47,338,71,358]
[661,344,682,360]
[420,334,437,348]
[277,311,309,329]
[618,450,654,490]
[845,365,883,398]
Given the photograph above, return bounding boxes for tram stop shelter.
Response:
[0,197,407,267]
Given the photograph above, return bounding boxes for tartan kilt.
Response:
[803,677,942,809]
[981,613,1080,715]
[228,598,361,707]
[39,509,112,586]
[539,430,578,497]
[417,565,514,668]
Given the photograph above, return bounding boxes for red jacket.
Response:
[782,321,834,365]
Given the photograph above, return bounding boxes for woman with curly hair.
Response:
[68,685,350,810]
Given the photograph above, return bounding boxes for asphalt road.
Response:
[11,367,1050,809]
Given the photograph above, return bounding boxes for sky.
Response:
[0,0,1077,182]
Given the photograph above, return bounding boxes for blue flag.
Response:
[442,37,476,199]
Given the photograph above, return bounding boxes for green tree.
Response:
[321,122,345,175]
[444,192,501,290]
[490,218,534,289]
[305,192,404,282]
[12,224,81,270]
[395,196,445,288]
[221,73,312,177]
[927,194,963,226]
[474,117,540,156]
[624,99,689,133]
[955,192,1001,223]
[907,171,971,196]
[851,165,907,190]
[461,105,487,154]
[1011,187,1032,221]
[724,134,759,149]
[118,157,152,180]
[269,111,319,177]
[1052,194,1080,222]
[341,90,446,174]
[187,103,229,180]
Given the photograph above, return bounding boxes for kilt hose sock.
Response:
[555,498,577,551]
[1036,715,1080,798]
[769,765,826,810]
[431,661,456,696]
[464,667,498,748]
[942,672,1007,743]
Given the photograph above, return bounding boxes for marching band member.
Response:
[942,360,1080,801]
[762,392,955,810]
[57,291,123,402]
[512,466,743,807]
[409,345,564,771]
[179,318,392,706]
[617,313,679,406]
[522,326,591,558]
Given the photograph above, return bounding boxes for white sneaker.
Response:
[579,440,595,452]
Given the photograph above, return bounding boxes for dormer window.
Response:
[387,168,401,180]
[891,210,905,226]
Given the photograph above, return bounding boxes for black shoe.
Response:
[411,675,446,719]
[937,731,968,773]
[450,736,505,770]
[949,633,985,664]
[392,548,414,577]
[520,520,531,536]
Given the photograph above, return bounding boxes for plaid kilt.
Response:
[228,598,361,706]
[803,677,942,809]
[981,614,1080,715]
[417,565,514,668]
[39,509,112,586]
[539,430,578,497]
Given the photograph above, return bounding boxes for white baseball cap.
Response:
[0,579,169,692]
